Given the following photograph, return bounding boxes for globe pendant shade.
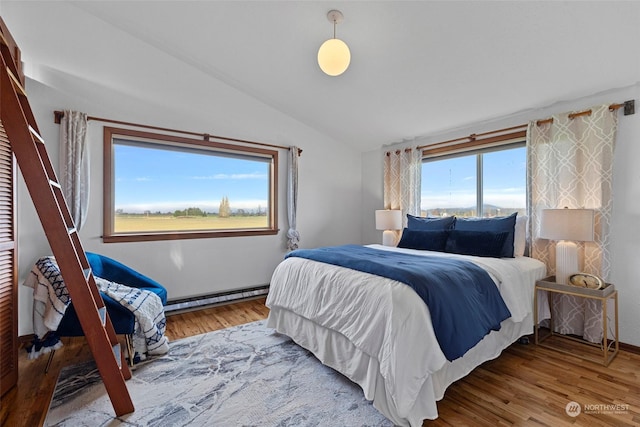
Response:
[317,38,351,76]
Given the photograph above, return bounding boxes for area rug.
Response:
[46,320,392,426]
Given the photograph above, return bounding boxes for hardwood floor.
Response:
[2,296,639,426]
[0,298,269,427]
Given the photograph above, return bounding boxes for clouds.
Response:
[118,172,267,183]
[190,172,268,180]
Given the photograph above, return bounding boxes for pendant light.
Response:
[317,10,351,76]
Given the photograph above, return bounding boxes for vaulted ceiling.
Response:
[2,1,639,151]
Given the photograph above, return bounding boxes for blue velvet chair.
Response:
[45,252,167,371]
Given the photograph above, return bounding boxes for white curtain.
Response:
[383,147,422,243]
[286,147,300,251]
[59,110,89,231]
[528,103,617,343]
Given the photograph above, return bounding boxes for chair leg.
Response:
[45,350,56,373]
[125,334,134,368]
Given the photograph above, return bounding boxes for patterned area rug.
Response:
[46,320,392,426]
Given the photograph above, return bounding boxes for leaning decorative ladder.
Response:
[0,19,134,416]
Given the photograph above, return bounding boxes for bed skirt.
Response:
[267,307,534,426]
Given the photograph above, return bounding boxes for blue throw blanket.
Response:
[286,245,511,361]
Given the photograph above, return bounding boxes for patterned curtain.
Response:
[286,147,300,251]
[59,110,89,231]
[528,103,617,343]
[383,147,422,243]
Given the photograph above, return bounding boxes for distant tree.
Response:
[185,207,205,216]
[219,196,231,218]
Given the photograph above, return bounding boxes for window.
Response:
[103,127,278,243]
[421,143,526,218]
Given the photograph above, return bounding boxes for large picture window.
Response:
[103,127,278,242]
[421,143,526,218]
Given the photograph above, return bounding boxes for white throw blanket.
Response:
[23,256,169,360]
[94,276,169,358]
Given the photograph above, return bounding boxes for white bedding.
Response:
[266,245,546,425]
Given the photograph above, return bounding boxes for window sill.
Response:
[102,229,280,243]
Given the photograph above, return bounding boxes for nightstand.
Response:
[534,276,619,366]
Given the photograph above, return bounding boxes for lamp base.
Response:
[556,240,578,285]
[382,230,396,247]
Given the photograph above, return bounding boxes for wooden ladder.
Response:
[0,20,134,416]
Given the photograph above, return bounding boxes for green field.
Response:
[114,215,269,233]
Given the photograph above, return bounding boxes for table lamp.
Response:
[540,208,594,285]
[375,209,402,246]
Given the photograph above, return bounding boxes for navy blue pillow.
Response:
[445,230,509,258]
[453,213,517,258]
[397,228,449,252]
[406,214,456,231]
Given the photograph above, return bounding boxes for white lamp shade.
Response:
[317,38,351,76]
[540,208,594,285]
[375,210,402,231]
[540,208,594,242]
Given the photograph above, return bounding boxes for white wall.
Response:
[17,73,362,336]
[361,83,640,347]
[361,149,384,245]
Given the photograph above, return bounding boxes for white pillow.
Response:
[514,215,527,257]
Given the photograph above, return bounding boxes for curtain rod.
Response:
[53,110,302,155]
[384,124,527,155]
[385,147,414,156]
[535,101,632,127]
[414,123,528,151]
[408,100,632,153]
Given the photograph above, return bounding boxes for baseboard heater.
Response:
[164,285,269,313]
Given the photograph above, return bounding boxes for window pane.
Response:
[114,142,269,232]
[482,147,526,218]
[110,136,274,237]
[421,155,477,217]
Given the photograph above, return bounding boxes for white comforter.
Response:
[266,245,546,424]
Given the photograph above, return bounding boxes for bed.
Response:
[266,215,547,426]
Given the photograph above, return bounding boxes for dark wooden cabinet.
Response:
[0,17,20,397]
[0,121,17,397]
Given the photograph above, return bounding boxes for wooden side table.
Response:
[534,276,619,366]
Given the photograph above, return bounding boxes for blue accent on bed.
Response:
[285,245,512,361]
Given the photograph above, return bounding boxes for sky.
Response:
[114,142,269,214]
[114,140,524,215]
[421,146,526,211]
